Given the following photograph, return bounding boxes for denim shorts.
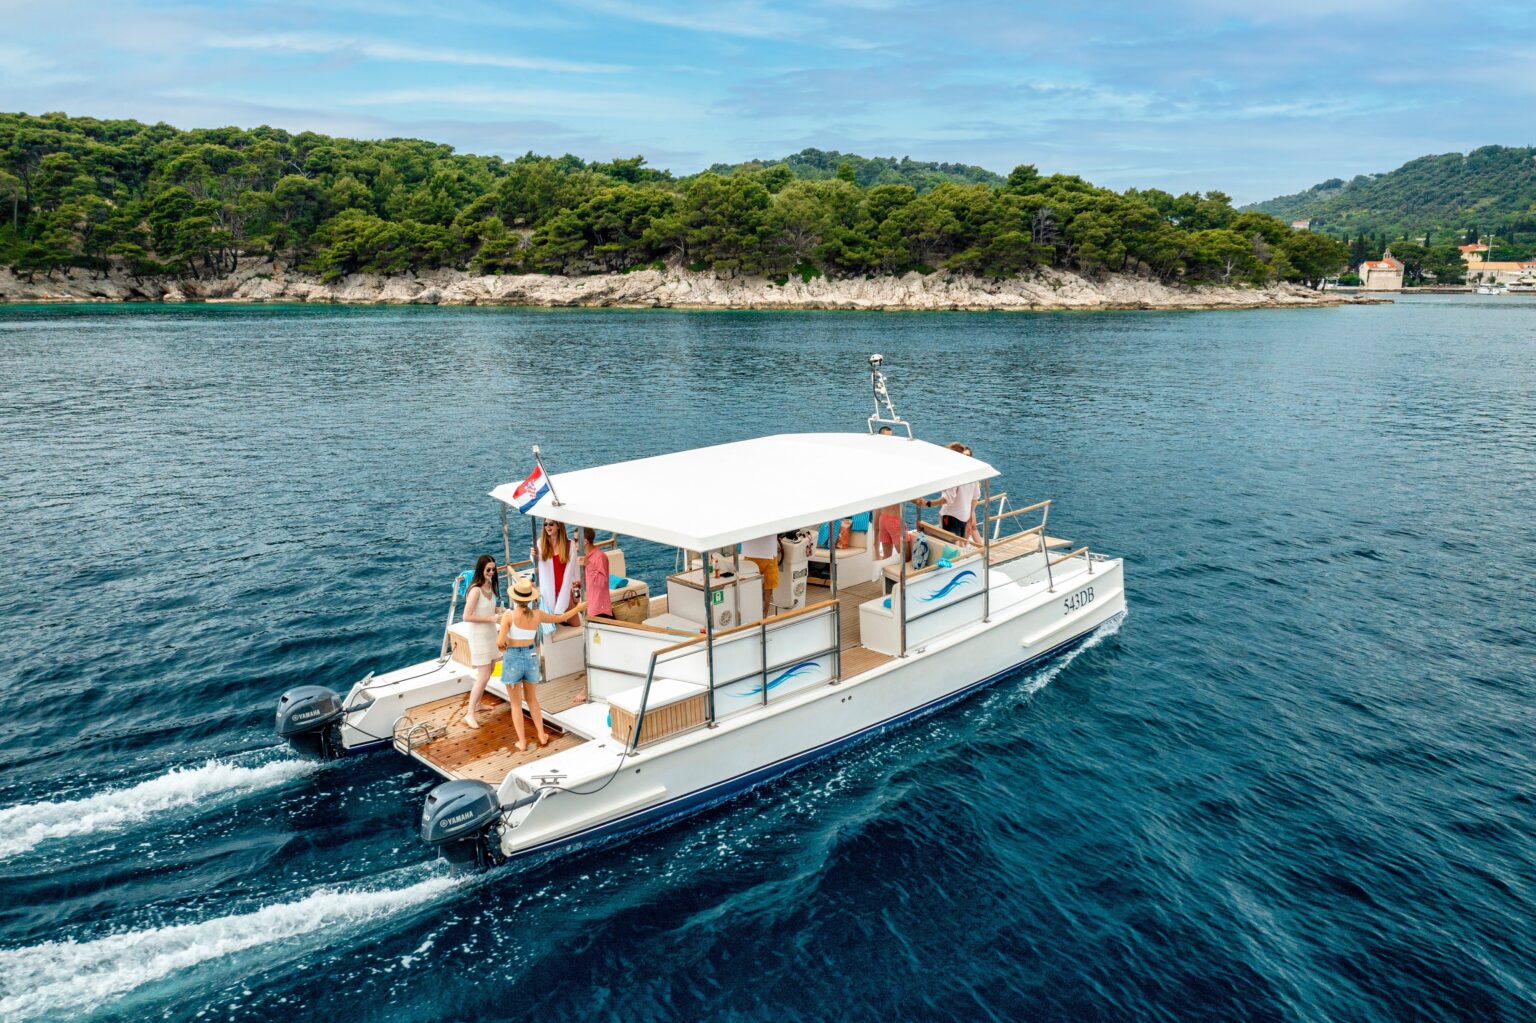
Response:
[502,645,542,685]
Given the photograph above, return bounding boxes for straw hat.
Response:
[508,575,540,604]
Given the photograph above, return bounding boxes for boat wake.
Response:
[995,608,1130,706]
[1018,611,1125,697]
[0,756,318,860]
[0,869,461,1020]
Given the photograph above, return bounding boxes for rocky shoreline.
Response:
[0,263,1367,312]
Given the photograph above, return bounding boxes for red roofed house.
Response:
[1359,249,1404,291]
[1467,260,1536,286]
[1459,243,1491,264]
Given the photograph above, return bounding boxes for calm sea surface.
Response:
[0,296,1532,1022]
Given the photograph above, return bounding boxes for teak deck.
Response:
[835,580,894,677]
[399,689,586,783]
[987,531,1071,565]
[527,669,588,715]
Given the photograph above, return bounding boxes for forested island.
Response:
[1249,145,1536,283]
[0,112,1354,309]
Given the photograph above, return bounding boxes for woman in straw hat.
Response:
[494,574,584,750]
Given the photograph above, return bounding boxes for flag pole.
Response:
[532,444,563,507]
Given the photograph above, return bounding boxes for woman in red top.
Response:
[533,520,575,615]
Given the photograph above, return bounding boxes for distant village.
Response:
[1353,243,1536,291]
[1288,217,1536,291]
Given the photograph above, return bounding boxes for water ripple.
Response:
[0,298,1533,1022]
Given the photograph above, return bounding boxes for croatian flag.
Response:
[511,463,550,514]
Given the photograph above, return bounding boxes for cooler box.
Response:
[446,622,476,666]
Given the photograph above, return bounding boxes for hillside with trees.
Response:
[704,148,1003,191]
[1248,146,1536,262]
[0,111,1346,288]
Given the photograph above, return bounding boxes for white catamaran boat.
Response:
[274,358,1126,868]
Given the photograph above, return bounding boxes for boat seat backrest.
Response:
[813,517,871,557]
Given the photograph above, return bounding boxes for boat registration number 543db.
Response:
[1063,587,1094,614]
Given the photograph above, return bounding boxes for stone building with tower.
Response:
[1358,250,1404,291]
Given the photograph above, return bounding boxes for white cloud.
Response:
[568,0,868,46]
[205,32,626,74]
[0,43,85,85]
[339,86,690,120]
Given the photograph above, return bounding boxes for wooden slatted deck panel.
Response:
[987,532,1071,565]
[530,669,587,715]
[833,580,893,678]
[398,690,586,784]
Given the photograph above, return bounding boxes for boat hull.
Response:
[498,559,1125,863]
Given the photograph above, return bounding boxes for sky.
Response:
[3,0,1533,204]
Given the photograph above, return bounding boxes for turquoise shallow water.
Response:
[0,296,1532,1021]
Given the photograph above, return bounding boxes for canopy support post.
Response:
[577,527,587,624]
[829,526,839,600]
[981,479,991,623]
[732,545,742,624]
[898,535,908,658]
[702,551,717,726]
[500,504,513,587]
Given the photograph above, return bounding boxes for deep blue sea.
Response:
[0,295,1532,1022]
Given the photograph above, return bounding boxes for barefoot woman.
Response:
[461,554,502,729]
[497,575,584,751]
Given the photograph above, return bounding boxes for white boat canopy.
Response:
[490,433,999,552]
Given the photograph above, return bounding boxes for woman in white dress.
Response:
[461,554,502,729]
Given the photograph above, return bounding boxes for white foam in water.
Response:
[0,758,318,859]
[0,873,459,1020]
[1018,611,1125,697]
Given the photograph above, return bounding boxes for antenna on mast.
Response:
[866,354,913,438]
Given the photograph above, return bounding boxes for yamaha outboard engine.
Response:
[274,685,345,759]
[421,780,504,870]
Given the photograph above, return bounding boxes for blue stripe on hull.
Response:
[501,625,1105,864]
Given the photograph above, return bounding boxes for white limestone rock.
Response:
[0,259,1360,311]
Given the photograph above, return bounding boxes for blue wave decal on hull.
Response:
[738,661,820,697]
[920,569,977,602]
[504,621,1116,865]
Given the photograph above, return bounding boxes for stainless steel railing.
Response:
[627,599,841,752]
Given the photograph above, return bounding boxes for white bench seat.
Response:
[608,676,706,715]
[607,677,710,745]
[643,611,704,633]
[549,701,613,740]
